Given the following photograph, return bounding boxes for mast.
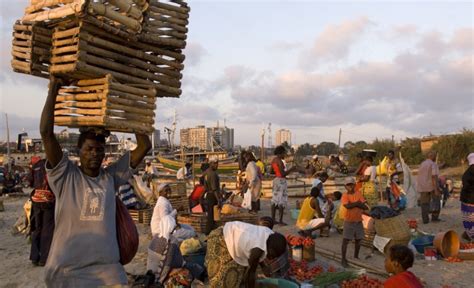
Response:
[5,113,11,170]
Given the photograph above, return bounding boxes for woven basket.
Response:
[128,207,153,225]
[374,214,411,248]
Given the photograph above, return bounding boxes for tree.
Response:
[400,137,423,165]
[315,142,339,156]
[432,129,474,167]
[296,143,316,157]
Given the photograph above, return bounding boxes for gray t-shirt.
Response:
[45,152,132,287]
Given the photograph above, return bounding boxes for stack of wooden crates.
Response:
[11,0,190,134]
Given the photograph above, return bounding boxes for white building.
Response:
[276,129,291,146]
[180,124,234,151]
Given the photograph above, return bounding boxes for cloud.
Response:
[184,42,208,67]
[217,28,473,137]
[391,24,418,38]
[300,17,374,69]
[267,41,303,52]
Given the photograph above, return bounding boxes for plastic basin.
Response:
[412,235,435,254]
[183,251,206,267]
[290,209,300,220]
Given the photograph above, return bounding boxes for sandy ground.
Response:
[1,191,473,288]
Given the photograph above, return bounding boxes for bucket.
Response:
[424,246,437,260]
[433,230,460,258]
[290,209,300,220]
[292,246,303,262]
[303,244,315,261]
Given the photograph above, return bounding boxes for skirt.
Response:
[271,178,288,208]
[205,227,246,288]
[461,202,474,239]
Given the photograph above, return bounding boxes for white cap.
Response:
[344,177,356,185]
[312,155,319,160]
[145,159,151,164]
[468,153,474,165]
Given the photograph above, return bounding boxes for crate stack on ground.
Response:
[11,0,190,134]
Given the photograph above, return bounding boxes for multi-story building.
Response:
[180,125,213,150]
[276,129,291,146]
[153,129,161,148]
[180,124,234,151]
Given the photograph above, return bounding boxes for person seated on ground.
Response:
[177,162,192,180]
[147,215,204,285]
[384,245,423,288]
[205,221,287,288]
[296,186,333,238]
[151,184,195,244]
[258,216,290,279]
[327,191,342,232]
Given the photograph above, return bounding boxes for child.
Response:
[384,245,423,288]
[341,177,368,267]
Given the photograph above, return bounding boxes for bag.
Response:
[242,188,252,210]
[116,196,139,265]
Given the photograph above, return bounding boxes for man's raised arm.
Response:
[40,77,63,168]
[130,134,152,169]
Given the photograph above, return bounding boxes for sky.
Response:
[0,0,473,146]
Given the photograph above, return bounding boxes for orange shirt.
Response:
[384,271,423,288]
[341,190,366,222]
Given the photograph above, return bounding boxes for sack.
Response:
[116,196,139,265]
[242,189,252,210]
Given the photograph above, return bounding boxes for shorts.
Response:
[343,221,364,240]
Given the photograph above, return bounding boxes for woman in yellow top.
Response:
[296,187,333,237]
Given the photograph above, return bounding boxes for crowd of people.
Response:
[5,80,471,287]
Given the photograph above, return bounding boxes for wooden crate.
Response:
[129,207,153,225]
[139,0,189,49]
[49,18,184,97]
[21,0,147,34]
[218,212,259,226]
[178,213,208,234]
[168,195,189,214]
[11,21,52,78]
[53,74,157,134]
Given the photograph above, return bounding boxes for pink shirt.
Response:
[416,159,439,192]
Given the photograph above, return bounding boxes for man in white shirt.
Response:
[312,172,329,206]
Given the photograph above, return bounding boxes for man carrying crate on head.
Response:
[40,77,151,287]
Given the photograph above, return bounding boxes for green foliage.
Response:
[315,142,339,156]
[296,143,317,158]
[400,137,424,165]
[431,129,474,167]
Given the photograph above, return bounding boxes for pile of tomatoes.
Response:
[340,275,383,288]
[445,256,463,263]
[407,219,418,229]
[286,234,314,247]
[288,259,323,282]
[460,242,474,250]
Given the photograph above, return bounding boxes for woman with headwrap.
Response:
[461,153,474,241]
[151,183,195,243]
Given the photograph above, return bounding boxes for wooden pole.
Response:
[313,246,389,277]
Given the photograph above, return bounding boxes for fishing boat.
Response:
[157,155,239,174]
